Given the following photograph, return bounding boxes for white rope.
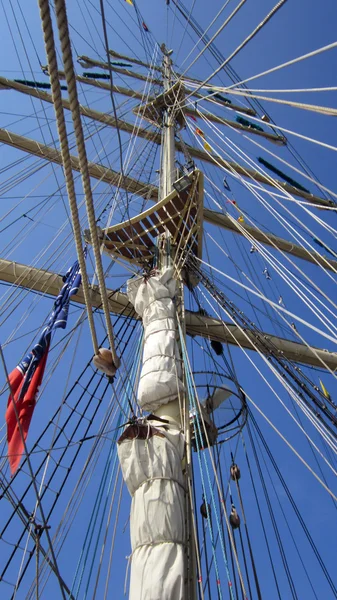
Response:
[225,85,337,94]
[185,88,337,154]
[202,169,337,337]
[179,0,247,77]
[188,80,337,116]
[178,0,233,69]
[105,45,160,230]
[198,286,337,460]
[199,249,337,345]
[181,0,288,105]
[204,227,337,378]
[217,40,337,92]
[214,87,337,117]
[186,117,337,289]
[189,113,337,284]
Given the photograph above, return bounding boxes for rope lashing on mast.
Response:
[42,0,120,371]
[38,0,99,356]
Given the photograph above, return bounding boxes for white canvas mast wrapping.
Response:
[118,268,186,599]
[117,44,190,600]
[127,267,184,411]
[117,421,185,600]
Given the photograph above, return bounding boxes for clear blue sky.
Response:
[0,0,337,598]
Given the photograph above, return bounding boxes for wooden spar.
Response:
[108,48,202,84]
[0,77,278,144]
[109,48,256,116]
[0,77,160,139]
[0,77,327,204]
[204,208,337,271]
[1,257,336,370]
[44,71,146,100]
[181,106,286,145]
[185,312,337,370]
[0,128,157,199]
[77,55,163,85]
[0,127,336,271]
[107,49,258,115]
[180,142,334,207]
[0,258,135,318]
[53,63,256,117]
[133,103,284,145]
[109,49,163,73]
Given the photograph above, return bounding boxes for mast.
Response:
[158,43,197,599]
[2,1,337,596]
[111,42,203,600]
[161,46,176,200]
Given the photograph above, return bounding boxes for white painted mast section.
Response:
[160,51,176,202]
[160,51,197,600]
[156,48,182,425]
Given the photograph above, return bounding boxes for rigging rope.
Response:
[178,319,248,598]
[0,304,138,593]
[249,412,337,597]
[50,0,119,367]
[0,345,68,600]
[38,0,99,355]
[181,0,288,106]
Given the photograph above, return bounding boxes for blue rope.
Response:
[71,335,143,598]
[179,324,236,600]
[71,409,124,597]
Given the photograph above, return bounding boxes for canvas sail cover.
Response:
[120,269,186,599]
[117,420,185,600]
[127,267,184,411]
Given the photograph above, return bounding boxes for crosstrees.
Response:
[93,170,204,266]
[0,126,335,269]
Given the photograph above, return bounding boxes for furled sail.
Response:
[118,267,186,599]
[117,420,185,600]
[126,267,185,411]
